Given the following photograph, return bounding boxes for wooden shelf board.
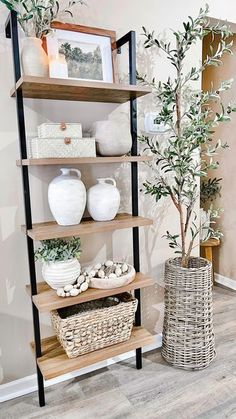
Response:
[16,155,152,167]
[26,273,154,312]
[24,213,153,241]
[33,327,154,380]
[11,76,151,103]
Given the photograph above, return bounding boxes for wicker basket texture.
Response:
[51,293,138,359]
[161,257,216,370]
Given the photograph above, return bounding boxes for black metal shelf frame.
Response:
[5,11,142,407]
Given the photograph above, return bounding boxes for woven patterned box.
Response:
[29,137,96,158]
[38,123,82,139]
[51,293,138,359]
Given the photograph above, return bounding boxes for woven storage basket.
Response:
[51,293,138,358]
[38,123,82,139]
[161,257,216,370]
[28,137,96,158]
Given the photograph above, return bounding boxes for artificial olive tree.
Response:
[139,5,236,267]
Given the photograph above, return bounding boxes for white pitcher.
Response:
[87,178,120,221]
[48,168,86,226]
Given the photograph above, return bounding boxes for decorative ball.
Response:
[70,288,79,297]
[105,260,113,267]
[80,282,89,292]
[64,284,74,292]
[57,288,65,297]
[98,269,105,278]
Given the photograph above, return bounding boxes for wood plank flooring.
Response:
[1,286,236,419]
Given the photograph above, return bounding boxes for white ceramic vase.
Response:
[87,178,120,221]
[21,37,49,77]
[92,121,132,156]
[48,168,86,226]
[42,258,81,290]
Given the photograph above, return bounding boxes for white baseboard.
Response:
[215,273,236,291]
[0,334,162,403]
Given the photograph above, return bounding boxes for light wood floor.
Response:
[1,286,236,419]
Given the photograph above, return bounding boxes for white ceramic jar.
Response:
[48,168,86,226]
[87,178,120,221]
[42,258,81,289]
[92,120,132,156]
[21,37,49,77]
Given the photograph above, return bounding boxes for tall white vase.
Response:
[92,121,132,156]
[48,168,86,226]
[21,37,49,77]
[42,258,81,290]
[87,178,120,221]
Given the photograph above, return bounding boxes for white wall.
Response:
[0,0,233,385]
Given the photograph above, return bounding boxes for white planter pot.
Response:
[92,120,132,156]
[21,37,49,77]
[42,258,81,290]
[48,168,86,226]
[87,178,120,221]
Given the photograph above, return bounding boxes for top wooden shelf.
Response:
[11,76,151,103]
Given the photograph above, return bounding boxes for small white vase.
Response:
[42,258,81,290]
[92,121,132,156]
[21,37,49,77]
[48,168,86,226]
[87,178,120,221]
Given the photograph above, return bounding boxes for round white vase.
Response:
[48,168,86,226]
[42,258,81,290]
[92,121,132,156]
[21,37,49,77]
[87,178,120,221]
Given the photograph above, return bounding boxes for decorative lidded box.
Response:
[38,123,82,139]
[28,122,96,158]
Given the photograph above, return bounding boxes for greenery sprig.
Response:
[138,4,236,267]
[35,237,82,263]
[200,177,222,205]
[0,0,86,38]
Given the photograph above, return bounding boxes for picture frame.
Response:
[45,22,117,83]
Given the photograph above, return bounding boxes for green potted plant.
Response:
[138,5,236,369]
[200,177,223,241]
[35,237,82,289]
[1,0,85,76]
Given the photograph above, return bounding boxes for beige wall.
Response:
[0,0,234,385]
[202,32,236,280]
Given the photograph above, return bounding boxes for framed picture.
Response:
[46,22,117,83]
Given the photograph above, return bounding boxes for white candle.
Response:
[49,54,68,79]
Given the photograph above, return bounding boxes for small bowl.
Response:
[89,265,136,289]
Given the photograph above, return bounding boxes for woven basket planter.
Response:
[51,292,137,359]
[161,257,216,370]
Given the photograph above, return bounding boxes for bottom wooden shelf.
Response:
[34,327,154,380]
